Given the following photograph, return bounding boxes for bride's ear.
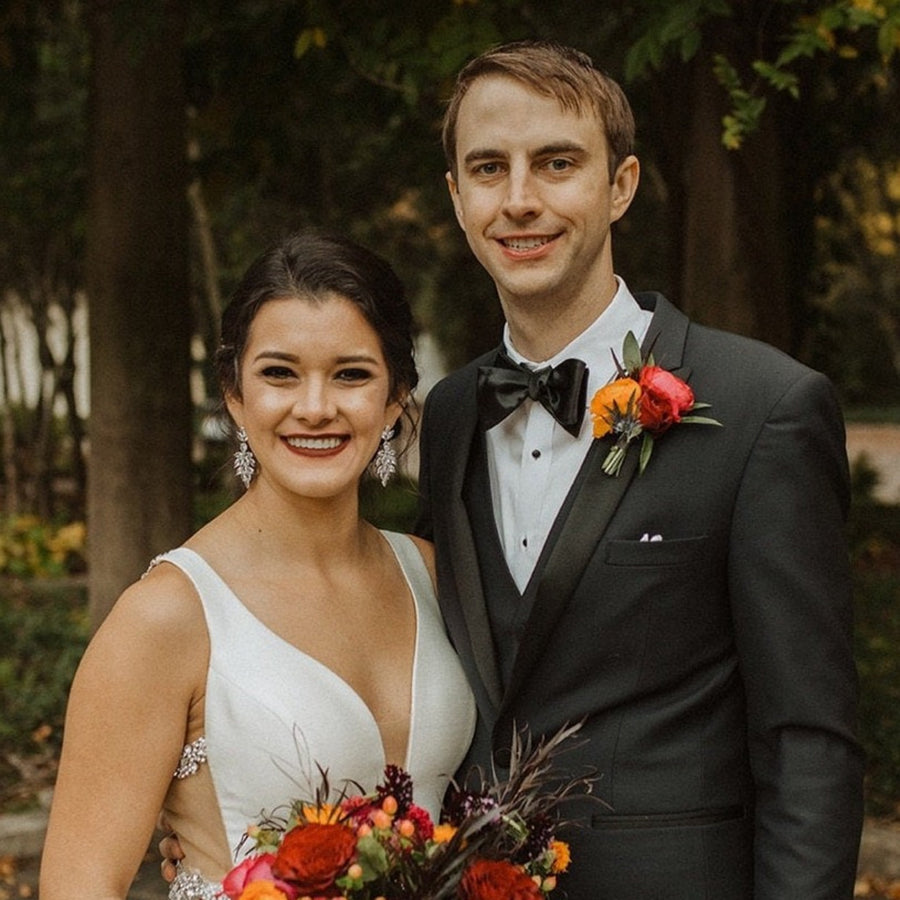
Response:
[225,392,243,428]
[386,392,409,431]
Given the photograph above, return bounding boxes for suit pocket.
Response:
[591,805,746,829]
[604,535,708,567]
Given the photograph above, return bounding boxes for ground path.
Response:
[846,423,900,505]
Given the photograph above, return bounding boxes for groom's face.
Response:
[445,74,637,316]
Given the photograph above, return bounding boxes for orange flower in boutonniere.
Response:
[590,332,721,476]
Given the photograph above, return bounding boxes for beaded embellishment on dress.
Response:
[167,867,220,900]
[174,737,208,779]
[141,554,167,578]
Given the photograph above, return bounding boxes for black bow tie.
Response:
[476,351,588,437]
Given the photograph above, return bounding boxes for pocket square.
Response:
[640,532,663,542]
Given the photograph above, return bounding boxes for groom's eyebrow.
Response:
[463,140,587,166]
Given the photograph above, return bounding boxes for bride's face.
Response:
[226,293,402,502]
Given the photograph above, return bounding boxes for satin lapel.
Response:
[639,292,689,376]
[440,366,504,711]
[496,294,691,724]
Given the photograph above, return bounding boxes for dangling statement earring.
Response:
[233,427,257,489]
[372,424,397,487]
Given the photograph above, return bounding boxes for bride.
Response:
[39,229,476,900]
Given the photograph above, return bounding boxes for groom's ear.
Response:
[610,155,640,224]
[446,171,467,233]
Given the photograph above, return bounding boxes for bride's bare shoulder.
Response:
[101,554,206,644]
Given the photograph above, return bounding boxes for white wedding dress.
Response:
[156,531,476,900]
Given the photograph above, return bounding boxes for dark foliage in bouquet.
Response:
[220,722,594,900]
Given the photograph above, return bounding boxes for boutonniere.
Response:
[590,331,721,477]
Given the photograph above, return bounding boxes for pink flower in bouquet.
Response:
[221,854,298,900]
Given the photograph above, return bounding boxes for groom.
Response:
[415,40,864,898]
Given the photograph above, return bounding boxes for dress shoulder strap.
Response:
[379,530,437,613]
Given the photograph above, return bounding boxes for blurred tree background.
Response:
[0,0,899,818]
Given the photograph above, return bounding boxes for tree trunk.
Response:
[676,54,793,351]
[58,293,87,514]
[85,0,192,629]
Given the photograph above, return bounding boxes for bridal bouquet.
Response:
[220,723,590,900]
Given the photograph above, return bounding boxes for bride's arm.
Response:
[39,564,208,900]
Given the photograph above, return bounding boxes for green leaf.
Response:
[681,27,702,62]
[752,60,800,96]
[878,22,900,59]
[294,28,316,59]
[680,415,722,426]
[639,433,654,474]
[622,330,643,372]
[355,832,389,880]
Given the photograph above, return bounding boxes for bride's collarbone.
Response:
[229,564,415,659]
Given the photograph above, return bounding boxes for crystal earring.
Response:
[233,427,257,489]
[372,425,397,487]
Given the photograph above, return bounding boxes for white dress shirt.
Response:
[485,278,653,592]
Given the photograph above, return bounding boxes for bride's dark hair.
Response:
[217,228,418,407]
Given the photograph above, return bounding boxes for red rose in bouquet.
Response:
[271,822,357,894]
[638,365,695,435]
[458,859,544,900]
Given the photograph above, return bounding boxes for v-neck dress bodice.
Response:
[159,531,475,885]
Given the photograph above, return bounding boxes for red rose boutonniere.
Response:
[590,331,721,477]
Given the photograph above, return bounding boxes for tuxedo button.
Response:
[531,449,541,459]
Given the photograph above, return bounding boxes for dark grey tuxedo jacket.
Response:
[415,293,864,899]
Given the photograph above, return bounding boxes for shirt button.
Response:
[531,449,541,459]
[522,538,528,547]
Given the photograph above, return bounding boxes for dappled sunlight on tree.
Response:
[813,156,900,402]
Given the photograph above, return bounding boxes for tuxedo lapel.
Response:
[496,294,691,730]
[438,364,504,711]
[638,292,689,376]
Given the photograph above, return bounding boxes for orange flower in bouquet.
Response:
[458,859,543,900]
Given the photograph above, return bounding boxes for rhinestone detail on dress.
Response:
[167,867,221,900]
[173,736,208,780]
[141,554,167,578]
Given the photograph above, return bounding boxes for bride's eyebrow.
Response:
[334,354,381,365]
[252,350,298,363]
[251,351,382,366]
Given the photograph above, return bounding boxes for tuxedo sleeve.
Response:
[728,369,864,898]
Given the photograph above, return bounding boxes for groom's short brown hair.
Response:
[441,39,636,183]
